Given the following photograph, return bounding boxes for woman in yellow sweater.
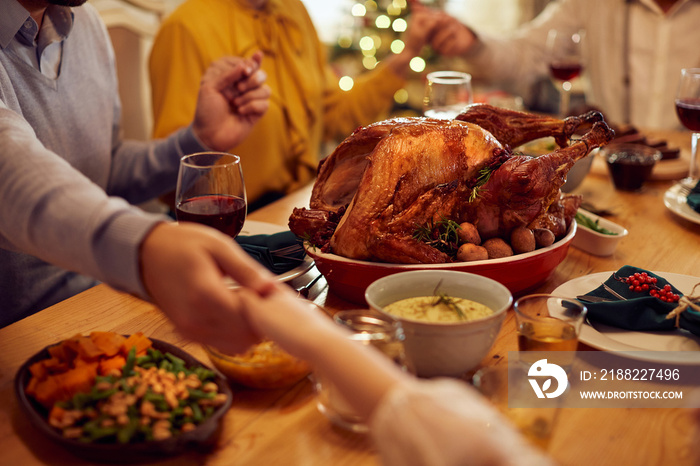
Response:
[149,0,441,209]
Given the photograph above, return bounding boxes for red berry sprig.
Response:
[614,272,680,303]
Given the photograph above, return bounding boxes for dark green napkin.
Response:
[235,231,305,274]
[687,180,700,213]
[580,266,700,337]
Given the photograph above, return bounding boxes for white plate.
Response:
[225,220,313,287]
[663,183,700,225]
[552,271,700,365]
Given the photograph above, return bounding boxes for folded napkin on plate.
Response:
[687,180,700,213]
[235,231,305,274]
[580,265,700,337]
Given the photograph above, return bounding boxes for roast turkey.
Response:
[289,104,614,264]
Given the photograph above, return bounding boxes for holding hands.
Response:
[428,10,477,57]
[405,2,477,58]
[193,51,271,151]
[139,222,279,355]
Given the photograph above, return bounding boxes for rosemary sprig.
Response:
[413,217,462,256]
[432,281,466,319]
[300,232,317,250]
[469,166,496,202]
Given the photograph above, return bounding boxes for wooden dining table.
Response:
[1,129,699,465]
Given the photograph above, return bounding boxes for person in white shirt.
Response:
[232,284,555,466]
[424,0,700,129]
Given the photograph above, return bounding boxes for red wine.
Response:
[675,98,700,132]
[549,62,582,81]
[176,194,246,237]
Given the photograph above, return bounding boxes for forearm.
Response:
[107,126,207,204]
[242,290,410,420]
[298,317,410,420]
[0,107,161,298]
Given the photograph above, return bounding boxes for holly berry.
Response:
[614,272,680,303]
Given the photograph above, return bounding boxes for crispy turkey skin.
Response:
[289,105,614,264]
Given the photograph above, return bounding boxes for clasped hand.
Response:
[192,51,271,151]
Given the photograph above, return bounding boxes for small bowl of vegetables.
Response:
[14,332,232,462]
[572,208,629,256]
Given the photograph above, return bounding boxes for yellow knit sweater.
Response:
[149,0,405,204]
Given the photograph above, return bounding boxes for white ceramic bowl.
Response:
[571,208,629,256]
[562,152,595,192]
[365,270,513,377]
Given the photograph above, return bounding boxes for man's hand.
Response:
[139,222,278,354]
[193,51,271,151]
[429,12,478,57]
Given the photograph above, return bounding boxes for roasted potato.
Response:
[456,243,489,262]
[482,238,514,259]
[533,228,555,248]
[457,222,481,245]
[510,227,536,254]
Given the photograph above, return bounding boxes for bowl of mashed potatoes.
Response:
[365,270,512,377]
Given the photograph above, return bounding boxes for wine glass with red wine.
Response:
[175,152,247,238]
[675,68,700,185]
[546,29,584,117]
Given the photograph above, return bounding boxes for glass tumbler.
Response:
[313,310,408,433]
[423,71,473,119]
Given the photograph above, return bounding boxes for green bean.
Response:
[575,212,618,235]
[148,348,163,361]
[89,386,116,401]
[187,389,215,401]
[191,402,203,422]
[165,352,185,368]
[117,418,139,444]
[194,366,216,381]
[122,346,136,376]
[83,421,118,441]
[136,355,152,365]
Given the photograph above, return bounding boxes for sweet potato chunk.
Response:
[26,332,154,409]
[57,363,99,400]
[90,331,125,357]
[99,355,127,376]
[31,376,63,408]
[121,332,152,356]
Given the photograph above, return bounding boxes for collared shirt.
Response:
[466,0,700,129]
[0,0,208,325]
[0,0,72,79]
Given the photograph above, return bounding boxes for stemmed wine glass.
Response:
[675,68,700,186]
[175,152,247,238]
[546,29,585,117]
[423,71,473,119]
